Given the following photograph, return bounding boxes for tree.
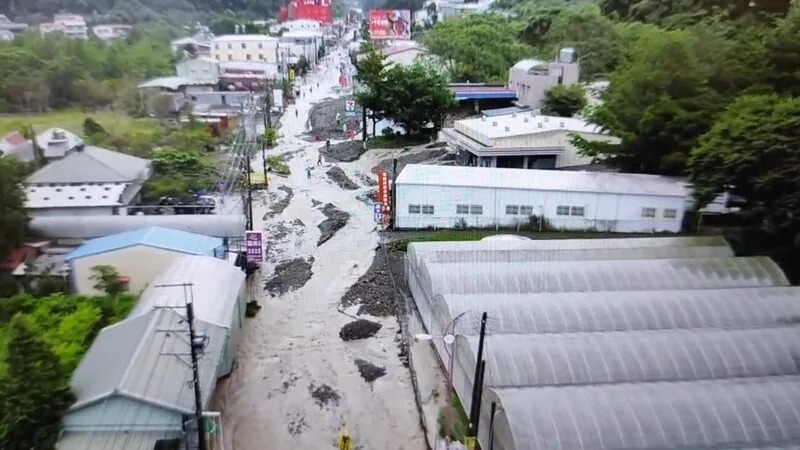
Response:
[766,0,800,96]
[689,94,800,232]
[89,265,124,296]
[0,158,30,257]
[381,63,457,135]
[421,14,535,82]
[0,314,75,450]
[295,55,311,76]
[151,149,213,179]
[542,84,587,117]
[355,52,389,135]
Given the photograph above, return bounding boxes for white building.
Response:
[92,24,132,41]
[175,57,220,83]
[40,13,87,39]
[280,30,323,65]
[278,19,323,32]
[509,51,581,109]
[442,112,618,169]
[211,35,281,63]
[394,164,688,232]
[171,35,213,57]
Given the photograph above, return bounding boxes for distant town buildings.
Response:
[211,34,281,63]
[40,14,88,39]
[509,49,580,109]
[0,14,27,38]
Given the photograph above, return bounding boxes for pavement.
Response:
[211,36,432,450]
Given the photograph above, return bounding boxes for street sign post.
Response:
[345,99,357,117]
[245,230,263,263]
[373,203,383,223]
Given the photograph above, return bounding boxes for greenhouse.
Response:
[449,327,800,417]
[478,377,800,450]
[421,287,800,337]
[406,235,732,266]
[409,256,788,303]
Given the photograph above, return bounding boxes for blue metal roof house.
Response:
[65,226,227,295]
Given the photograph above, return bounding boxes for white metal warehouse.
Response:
[394,164,688,232]
[405,236,800,450]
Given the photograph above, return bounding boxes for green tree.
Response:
[0,314,74,450]
[355,51,389,135]
[421,14,534,82]
[689,94,800,232]
[766,0,800,95]
[152,149,213,178]
[542,84,587,117]
[381,63,457,135]
[89,265,123,296]
[295,55,311,76]
[0,158,30,257]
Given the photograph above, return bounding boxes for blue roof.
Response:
[66,226,224,261]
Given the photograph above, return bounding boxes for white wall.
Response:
[64,397,181,431]
[395,184,685,233]
[71,246,198,295]
[30,206,115,217]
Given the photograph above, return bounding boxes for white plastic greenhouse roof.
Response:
[486,376,800,450]
[419,257,788,297]
[432,287,800,335]
[406,236,732,266]
[461,327,800,389]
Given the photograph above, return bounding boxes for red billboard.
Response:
[285,0,333,24]
[369,10,411,40]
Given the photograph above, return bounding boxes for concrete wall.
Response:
[509,62,580,108]
[30,206,116,217]
[212,39,280,63]
[492,130,614,168]
[64,397,181,431]
[395,183,686,232]
[71,246,193,295]
[218,281,247,376]
[176,59,219,82]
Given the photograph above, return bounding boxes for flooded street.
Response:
[212,41,428,450]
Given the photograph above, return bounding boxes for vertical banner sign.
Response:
[378,170,392,226]
[373,203,383,223]
[245,231,263,263]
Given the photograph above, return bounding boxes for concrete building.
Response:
[278,19,323,32]
[509,49,580,109]
[25,146,151,217]
[280,30,323,64]
[442,112,618,169]
[394,164,688,232]
[92,24,132,41]
[211,34,281,63]
[40,14,87,39]
[171,35,212,57]
[65,226,224,295]
[176,57,220,83]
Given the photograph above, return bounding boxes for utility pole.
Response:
[186,299,208,450]
[245,142,254,230]
[468,312,488,436]
[262,79,273,182]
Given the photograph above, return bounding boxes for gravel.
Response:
[309,383,340,408]
[326,166,360,190]
[317,203,350,246]
[264,257,314,295]
[354,359,387,383]
[340,248,406,317]
[320,140,366,162]
[371,148,450,174]
[264,186,293,220]
[308,97,362,140]
[339,319,382,341]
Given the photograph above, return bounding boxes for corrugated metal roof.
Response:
[26,146,150,184]
[396,164,688,197]
[133,255,244,328]
[69,308,226,414]
[57,430,181,450]
[31,215,246,239]
[65,226,223,261]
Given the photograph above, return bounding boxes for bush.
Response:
[267,155,291,175]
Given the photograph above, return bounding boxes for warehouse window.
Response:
[570,206,585,217]
[470,205,483,215]
[505,205,519,215]
[663,208,678,219]
[408,205,421,214]
[520,205,534,215]
[246,54,252,60]
[421,205,434,215]
[642,207,657,218]
[456,204,469,214]
[556,205,570,216]
[241,43,246,49]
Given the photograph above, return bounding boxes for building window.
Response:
[505,205,519,215]
[456,204,469,214]
[520,205,534,215]
[409,204,421,214]
[641,207,657,218]
[215,55,220,61]
[228,55,232,61]
[241,43,246,49]
[246,54,252,60]
[215,44,219,49]
[663,208,678,219]
[556,205,570,216]
[570,206,585,217]
[258,43,263,49]
[259,54,264,60]
[421,205,434,215]
[227,43,232,49]
[470,205,483,215]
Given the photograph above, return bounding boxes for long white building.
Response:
[394,164,688,232]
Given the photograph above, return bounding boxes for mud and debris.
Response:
[320,140,366,162]
[264,185,293,220]
[308,97,362,140]
[309,383,341,407]
[326,166,360,190]
[339,319,382,341]
[317,203,350,246]
[287,414,309,436]
[264,257,314,295]
[340,249,406,317]
[354,359,387,383]
[311,199,323,207]
[356,172,378,186]
[371,148,450,174]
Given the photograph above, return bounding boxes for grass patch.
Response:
[438,393,470,442]
[267,155,291,175]
[366,134,430,149]
[0,110,158,138]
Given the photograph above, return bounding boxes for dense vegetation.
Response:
[0,33,172,113]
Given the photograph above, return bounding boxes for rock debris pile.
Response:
[339,319,382,341]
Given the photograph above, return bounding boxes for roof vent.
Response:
[523,117,529,123]
[537,122,543,128]
[559,121,565,128]
[543,117,549,122]
[511,113,516,118]
[504,126,510,132]
[492,121,497,127]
